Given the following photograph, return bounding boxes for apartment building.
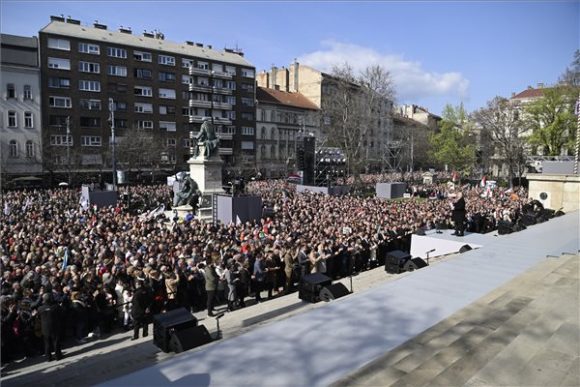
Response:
[1,34,43,177]
[257,62,393,171]
[255,86,319,178]
[39,16,256,179]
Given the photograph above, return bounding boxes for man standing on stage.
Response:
[451,192,466,236]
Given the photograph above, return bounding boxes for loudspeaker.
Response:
[498,220,513,235]
[299,273,332,303]
[153,308,198,353]
[459,245,472,253]
[385,250,412,274]
[319,283,350,302]
[169,325,212,353]
[405,257,428,271]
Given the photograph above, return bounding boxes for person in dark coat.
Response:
[131,279,152,340]
[451,192,466,236]
[37,293,63,361]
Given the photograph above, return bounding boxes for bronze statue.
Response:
[173,174,200,209]
[193,118,219,158]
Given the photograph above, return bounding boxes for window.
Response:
[225,66,236,76]
[48,57,71,70]
[113,101,127,111]
[160,121,176,132]
[182,58,194,68]
[8,111,17,127]
[183,138,192,148]
[48,38,70,51]
[79,80,101,92]
[225,80,236,90]
[134,86,152,97]
[241,112,254,121]
[159,72,176,82]
[213,79,223,89]
[241,83,254,92]
[49,96,72,108]
[158,55,175,66]
[26,141,34,158]
[241,97,254,107]
[115,119,128,128]
[80,117,101,128]
[181,75,193,84]
[135,102,153,113]
[78,42,100,54]
[225,111,236,120]
[226,96,236,105]
[134,68,152,79]
[107,47,127,58]
[81,136,102,146]
[159,88,176,99]
[23,85,32,100]
[108,65,127,77]
[79,61,100,73]
[241,68,255,78]
[48,77,70,89]
[24,112,33,128]
[48,115,68,127]
[197,62,209,70]
[50,135,73,146]
[80,99,102,111]
[241,141,254,150]
[136,120,153,130]
[242,127,255,136]
[197,77,209,86]
[9,140,18,158]
[159,105,176,115]
[165,138,177,146]
[6,84,15,99]
[133,51,152,62]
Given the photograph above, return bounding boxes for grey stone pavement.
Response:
[334,253,580,387]
[1,254,439,387]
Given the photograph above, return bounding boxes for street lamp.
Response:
[109,98,117,190]
[66,116,71,184]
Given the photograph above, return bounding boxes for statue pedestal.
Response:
[188,145,224,221]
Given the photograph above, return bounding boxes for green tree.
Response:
[559,49,580,87]
[525,86,577,156]
[429,117,476,174]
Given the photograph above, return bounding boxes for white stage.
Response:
[410,229,485,259]
[102,212,579,387]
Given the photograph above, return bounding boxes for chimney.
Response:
[119,27,132,34]
[511,92,516,98]
[207,44,212,49]
[289,60,300,92]
[143,31,154,38]
[94,22,107,30]
[186,41,194,46]
[66,17,81,25]
[271,66,278,91]
[527,85,533,90]
[50,15,65,22]
[195,43,203,47]
[537,82,544,88]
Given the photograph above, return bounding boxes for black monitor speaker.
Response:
[153,308,198,353]
[459,245,472,253]
[319,283,350,302]
[385,250,412,274]
[169,324,212,353]
[299,273,332,303]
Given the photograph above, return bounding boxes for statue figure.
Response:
[173,174,200,210]
[193,118,219,158]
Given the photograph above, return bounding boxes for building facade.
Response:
[39,16,256,181]
[255,86,319,178]
[1,34,43,177]
[257,62,394,172]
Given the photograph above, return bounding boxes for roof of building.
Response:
[511,87,549,100]
[40,21,254,67]
[1,34,38,49]
[1,34,38,67]
[256,87,319,110]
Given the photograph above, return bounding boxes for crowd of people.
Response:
[1,174,534,363]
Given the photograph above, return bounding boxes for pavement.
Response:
[333,253,580,387]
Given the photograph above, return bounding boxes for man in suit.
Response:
[131,279,152,340]
[38,292,63,361]
[451,192,467,237]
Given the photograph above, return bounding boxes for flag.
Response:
[62,247,69,271]
[480,176,486,188]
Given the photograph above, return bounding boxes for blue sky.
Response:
[1,1,578,115]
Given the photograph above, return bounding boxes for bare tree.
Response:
[322,63,395,181]
[473,97,528,187]
[116,129,165,179]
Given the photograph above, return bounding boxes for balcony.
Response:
[189,67,210,76]
[212,71,233,79]
[189,83,211,93]
[213,87,233,95]
[214,117,232,125]
[219,147,233,156]
[213,102,232,110]
[188,115,205,123]
[217,131,233,140]
[189,99,212,108]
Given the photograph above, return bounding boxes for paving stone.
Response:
[516,348,575,386]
